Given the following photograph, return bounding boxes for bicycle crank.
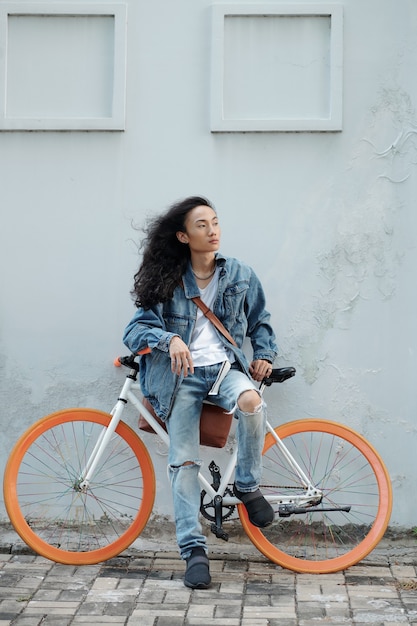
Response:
[200,487,235,523]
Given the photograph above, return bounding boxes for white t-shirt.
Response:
[189,269,234,367]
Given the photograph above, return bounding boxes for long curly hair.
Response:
[131,196,214,308]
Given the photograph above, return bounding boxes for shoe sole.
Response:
[184,579,211,589]
[250,518,274,528]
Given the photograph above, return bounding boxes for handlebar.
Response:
[114,354,296,385]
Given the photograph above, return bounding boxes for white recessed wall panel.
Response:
[211,4,343,132]
[0,3,127,130]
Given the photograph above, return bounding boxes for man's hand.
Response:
[249,359,273,382]
[169,337,194,377]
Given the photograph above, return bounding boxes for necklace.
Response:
[191,266,216,280]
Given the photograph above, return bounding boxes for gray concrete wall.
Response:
[1,0,416,528]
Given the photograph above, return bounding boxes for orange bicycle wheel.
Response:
[238,419,392,574]
[4,409,156,565]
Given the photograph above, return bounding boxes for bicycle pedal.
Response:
[210,523,229,541]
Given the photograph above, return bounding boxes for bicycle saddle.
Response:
[263,367,296,386]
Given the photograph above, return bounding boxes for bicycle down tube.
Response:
[127,377,241,504]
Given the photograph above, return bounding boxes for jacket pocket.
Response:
[223,280,249,318]
[165,315,189,334]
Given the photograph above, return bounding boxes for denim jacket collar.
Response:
[182,253,226,299]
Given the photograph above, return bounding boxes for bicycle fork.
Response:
[77,376,135,492]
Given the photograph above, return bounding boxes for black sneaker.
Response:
[233,484,274,528]
[184,547,211,589]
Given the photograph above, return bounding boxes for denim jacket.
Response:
[123,253,278,419]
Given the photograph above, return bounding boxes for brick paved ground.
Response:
[0,541,417,626]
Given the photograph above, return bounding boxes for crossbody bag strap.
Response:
[191,296,237,347]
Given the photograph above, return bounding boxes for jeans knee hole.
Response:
[237,391,264,415]
[169,460,201,472]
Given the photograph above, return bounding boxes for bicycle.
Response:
[3,353,392,574]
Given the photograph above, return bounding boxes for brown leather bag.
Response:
[138,398,232,448]
[139,295,237,448]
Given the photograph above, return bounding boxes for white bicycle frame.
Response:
[79,368,323,508]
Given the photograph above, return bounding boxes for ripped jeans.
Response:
[166,364,266,560]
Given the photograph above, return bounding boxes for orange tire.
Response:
[4,409,155,565]
[238,419,392,573]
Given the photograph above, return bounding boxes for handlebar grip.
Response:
[138,347,152,355]
[114,347,151,368]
